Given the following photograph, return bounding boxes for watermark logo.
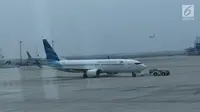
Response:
[182,5,194,20]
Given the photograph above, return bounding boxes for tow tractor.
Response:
[149,68,170,76]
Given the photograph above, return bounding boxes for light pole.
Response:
[19,41,22,65]
[0,48,2,65]
[52,40,54,49]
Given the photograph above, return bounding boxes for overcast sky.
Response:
[0,0,199,59]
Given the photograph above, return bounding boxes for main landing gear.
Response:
[132,72,136,77]
[83,72,88,78]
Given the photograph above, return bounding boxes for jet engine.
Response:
[86,69,101,77]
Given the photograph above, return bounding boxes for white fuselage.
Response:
[56,59,147,73]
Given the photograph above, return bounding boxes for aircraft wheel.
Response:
[153,71,160,76]
[164,70,170,76]
[132,72,136,77]
[160,71,166,76]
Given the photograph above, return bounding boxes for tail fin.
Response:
[26,51,43,68]
[26,51,32,59]
[42,39,60,61]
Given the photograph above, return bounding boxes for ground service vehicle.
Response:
[149,68,170,76]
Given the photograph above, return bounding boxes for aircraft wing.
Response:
[56,68,87,73]
[56,65,95,73]
[33,59,43,68]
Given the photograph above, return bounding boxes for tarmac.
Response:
[0,56,200,112]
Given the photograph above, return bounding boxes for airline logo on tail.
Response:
[42,39,62,68]
[43,39,60,61]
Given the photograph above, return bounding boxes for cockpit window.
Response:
[135,62,142,65]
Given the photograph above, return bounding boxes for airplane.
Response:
[42,39,147,78]
[26,51,43,68]
[149,34,155,38]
